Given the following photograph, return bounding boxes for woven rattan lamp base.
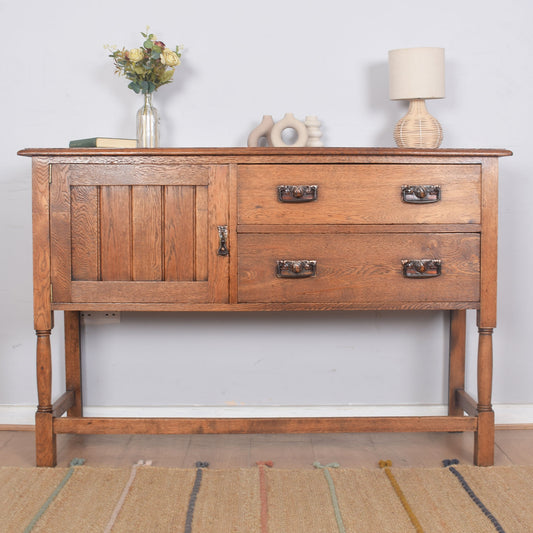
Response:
[394,99,443,148]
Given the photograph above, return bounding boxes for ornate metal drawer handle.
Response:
[278,185,318,203]
[276,260,317,278]
[401,185,441,203]
[217,226,229,256]
[402,259,441,278]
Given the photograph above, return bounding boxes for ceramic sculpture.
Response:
[247,115,275,147]
[269,113,308,147]
[305,115,323,147]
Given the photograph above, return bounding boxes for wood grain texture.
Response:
[53,415,477,435]
[100,186,132,280]
[35,412,56,467]
[208,165,230,303]
[20,147,510,467]
[71,186,99,280]
[164,186,195,281]
[132,186,162,280]
[18,147,513,158]
[195,185,209,282]
[70,281,209,303]
[32,158,52,330]
[53,301,480,312]
[51,391,75,418]
[449,310,466,417]
[238,164,481,225]
[50,165,72,302]
[238,233,480,304]
[238,223,482,234]
[66,163,210,186]
[228,164,239,303]
[457,389,478,418]
[6,430,533,468]
[478,158,499,328]
[64,311,82,417]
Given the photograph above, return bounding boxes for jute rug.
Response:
[1,459,531,532]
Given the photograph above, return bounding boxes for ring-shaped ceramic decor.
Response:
[269,113,309,147]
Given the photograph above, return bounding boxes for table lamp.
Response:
[388,47,445,148]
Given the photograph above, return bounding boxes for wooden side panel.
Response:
[478,158,499,328]
[71,186,99,280]
[132,186,162,281]
[100,186,132,281]
[50,165,72,302]
[32,158,53,330]
[164,186,195,281]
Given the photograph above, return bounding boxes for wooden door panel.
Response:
[164,185,195,281]
[71,186,98,281]
[100,186,132,281]
[50,164,229,305]
[132,186,162,281]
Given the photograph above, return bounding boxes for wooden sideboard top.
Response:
[18,147,513,158]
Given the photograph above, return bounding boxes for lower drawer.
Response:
[238,233,480,304]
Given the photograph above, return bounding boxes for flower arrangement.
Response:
[109,30,182,94]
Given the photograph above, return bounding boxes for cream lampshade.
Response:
[388,47,445,148]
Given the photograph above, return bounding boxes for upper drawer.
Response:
[237,164,480,225]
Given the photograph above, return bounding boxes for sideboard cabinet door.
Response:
[49,163,229,306]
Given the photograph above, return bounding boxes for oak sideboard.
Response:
[18,147,512,467]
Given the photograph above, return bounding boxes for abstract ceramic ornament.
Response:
[304,115,323,147]
[247,115,275,147]
[269,113,308,147]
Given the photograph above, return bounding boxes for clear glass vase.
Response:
[136,93,160,147]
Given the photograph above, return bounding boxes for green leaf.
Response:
[144,39,153,49]
[128,82,141,93]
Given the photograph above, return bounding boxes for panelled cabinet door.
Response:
[50,163,229,305]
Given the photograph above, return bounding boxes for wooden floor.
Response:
[1,429,533,468]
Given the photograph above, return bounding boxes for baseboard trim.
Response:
[3,403,533,427]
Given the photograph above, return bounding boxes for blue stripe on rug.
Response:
[442,459,505,533]
[184,461,209,533]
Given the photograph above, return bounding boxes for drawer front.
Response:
[238,164,480,225]
[238,233,480,304]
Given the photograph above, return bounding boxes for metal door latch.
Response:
[217,226,229,256]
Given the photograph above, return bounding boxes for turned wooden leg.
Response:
[65,311,83,417]
[475,327,495,466]
[35,328,57,467]
[448,310,466,417]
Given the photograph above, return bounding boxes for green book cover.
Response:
[69,137,137,148]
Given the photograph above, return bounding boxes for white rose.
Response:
[128,48,144,63]
[161,49,180,67]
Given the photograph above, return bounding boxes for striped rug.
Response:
[1,460,531,532]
